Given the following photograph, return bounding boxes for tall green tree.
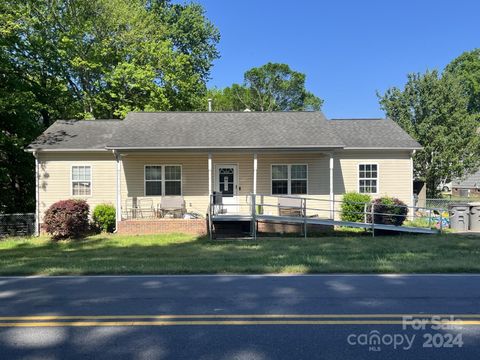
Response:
[379,71,480,197]
[0,0,219,212]
[208,63,323,111]
[445,48,480,115]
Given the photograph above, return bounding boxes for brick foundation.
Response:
[117,219,208,236]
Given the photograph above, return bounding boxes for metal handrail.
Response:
[208,193,444,238]
[253,193,445,212]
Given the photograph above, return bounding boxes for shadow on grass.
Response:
[1,232,480,275]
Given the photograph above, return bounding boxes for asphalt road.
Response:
[0,274,479,359]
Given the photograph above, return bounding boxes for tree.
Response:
[445,49,480,115]
[0,0,219,212]
[1,0,220,121]
[208,63,323,111]
[378,70,480,197]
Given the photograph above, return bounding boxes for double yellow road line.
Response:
[0,314,480,327]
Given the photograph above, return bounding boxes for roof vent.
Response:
[207,98,212,112]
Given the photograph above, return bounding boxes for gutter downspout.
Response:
[113,150,121,233]
[411,149,416,219]
[329,152,335,220]
[33,151,40,236]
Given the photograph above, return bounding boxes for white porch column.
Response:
[208,153,212,195]
[114,151,122,229]
[33,151,40,236]
[253,153,258,194]
[329,152,334,219]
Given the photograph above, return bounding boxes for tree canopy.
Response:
[445,48,480,116]
[207,63,323,111]
[379,70,480,197]
[0,0,219,212]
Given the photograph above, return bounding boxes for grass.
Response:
[0,232,480,275]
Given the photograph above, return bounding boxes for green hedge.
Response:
[341,192,372,222]
[93,204,116,233]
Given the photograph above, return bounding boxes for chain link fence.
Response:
[0,213,35,237]
[425,198,472,211]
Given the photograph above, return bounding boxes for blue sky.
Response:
[191,0,479,118]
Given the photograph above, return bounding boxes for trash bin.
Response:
[448,203,470,231]
[469,202,480,231]
[212,191,223,205]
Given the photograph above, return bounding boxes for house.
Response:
[26,112,421,235]
[452,170,480,197]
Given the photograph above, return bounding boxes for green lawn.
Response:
[0,233,480,275]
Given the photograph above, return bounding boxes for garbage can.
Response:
[469,202,480,232]
[212,191,223,205]
[448,203,470,231]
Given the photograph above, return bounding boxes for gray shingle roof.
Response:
[107,112,344,149]
[27,119,123,150]
[328,118,421,149]
[27,112,421,151]
[453,170,480,188]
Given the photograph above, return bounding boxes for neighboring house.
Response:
[26,112,421,234]
[452,170,480,197]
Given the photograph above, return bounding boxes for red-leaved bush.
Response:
[366,197,408,226]
[43,199,90,240]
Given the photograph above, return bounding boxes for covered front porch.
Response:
[113,151,337,225]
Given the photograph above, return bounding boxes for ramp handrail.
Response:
[208,193,444,239]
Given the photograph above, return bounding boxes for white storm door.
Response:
[215,164,238,213]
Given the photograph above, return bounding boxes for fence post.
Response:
[439,211,443,234]
[371,203,375,237]
[364,203,368,224]
[303,198,307,239]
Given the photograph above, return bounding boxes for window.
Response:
[359,164,378,194]
[272,164,307,195]
[145,165,181,196]
[72,165,91,196]
[272,165,288,195]
[164,165,181,195]
[145,165,162,196]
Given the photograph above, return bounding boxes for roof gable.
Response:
[27,119,122,151]
[328,118,421,149]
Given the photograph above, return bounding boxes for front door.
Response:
[215,164,238,213]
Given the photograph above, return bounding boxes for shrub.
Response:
[366,196,408,226]
[43,199,90,240]
[93,204,116,233]
[341,192,372,222]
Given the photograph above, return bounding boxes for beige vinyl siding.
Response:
[256,152,330,217]
[333,150,413,219]
[120,153,210,215]
[37,152,116,221]
[37,150,413,222]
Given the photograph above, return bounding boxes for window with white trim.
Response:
[145,165,181,196]
[359,164,378,194]
[72,165,91,196]
[272,164,307,195]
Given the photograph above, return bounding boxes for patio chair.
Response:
[159,196,186,218]
[278,196,304,217]
[125,197,139,219]
[138,198,155,218]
